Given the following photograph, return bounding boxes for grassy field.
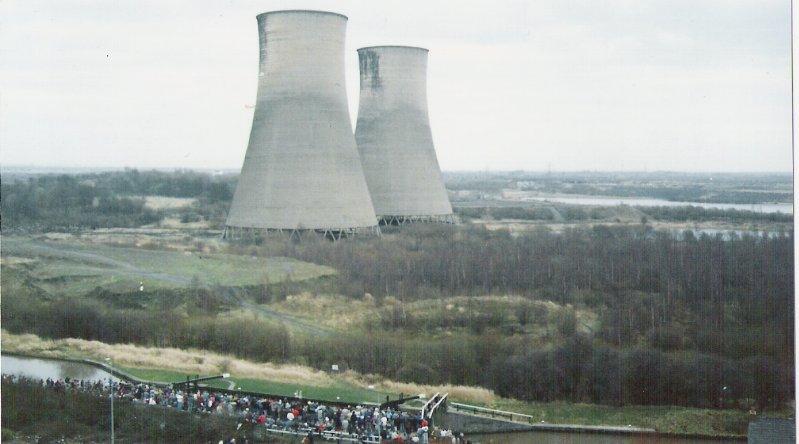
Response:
[2,236,334,296]
[116,365,393,404]
[221,378,392,405]
[487,399,793,437]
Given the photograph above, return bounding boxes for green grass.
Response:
[117,366,394,405]
[487,399,793,437]
[224,378,393,405]
[118,366,195,384]
[2,236,334,296]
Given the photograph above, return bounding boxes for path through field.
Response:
[10,240,193,285]
[3,237,335,336]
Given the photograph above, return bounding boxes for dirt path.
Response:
[234,297,334,337]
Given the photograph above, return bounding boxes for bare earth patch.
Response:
[140,196,196,210]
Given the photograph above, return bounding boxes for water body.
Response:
[2,354,118,382]
[525,196,793,214]
[470,431,743,444]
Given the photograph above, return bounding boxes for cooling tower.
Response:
[225,11,379,239]
[355,46,454,225]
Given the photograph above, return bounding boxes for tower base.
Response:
[222,225,381,242]
[377,214,457,226]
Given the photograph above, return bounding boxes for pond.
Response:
[2,354,119,382]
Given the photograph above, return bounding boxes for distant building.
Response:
[225,11,378,240]
[354,46,453,225]
[748,417,795,444]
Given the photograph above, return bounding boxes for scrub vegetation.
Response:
[3,225,792,413]
[445,171,793,204]
[0,169,794,438]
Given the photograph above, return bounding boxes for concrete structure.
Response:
[748,418,795,444]
[354,46,454,225]
[225,10,379,239]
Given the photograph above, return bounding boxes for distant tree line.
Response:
[3,170,792,230]
[454,204,792,224]
[1,175,161,230]
[1,170,237,230]
[634,205,792,223]
[455,205,613,221]
[513,180,792,204]
[444,171,792,204]
[95,169,236,201]
[87,169,237,227]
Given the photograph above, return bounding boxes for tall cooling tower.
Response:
[225,11,379,239]
[355,46,454,225]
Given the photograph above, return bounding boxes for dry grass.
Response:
[157,217,211,230]
[269,292,376,328]
[141,196,196,210]
[363,377,495,406]
[1,330,497,405]
[35,229,223,253]
[0,256,38,266]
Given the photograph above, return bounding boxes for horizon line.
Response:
[0,164,793,175]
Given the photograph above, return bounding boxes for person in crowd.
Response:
[3,373,435,443]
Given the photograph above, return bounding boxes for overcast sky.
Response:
[0,0,791,172]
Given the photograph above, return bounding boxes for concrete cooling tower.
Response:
[225,11,379,239]
[355,46,454,225]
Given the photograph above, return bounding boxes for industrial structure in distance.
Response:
[224,10,378,240]
[355,46,454,225]
[225,10,453,239]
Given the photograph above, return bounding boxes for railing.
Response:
[256,425,380,443]
[449,402,659,434]
[420,392,440,418]
[449,402,537,424]
[428,393,448,417]
[319,429,379,443]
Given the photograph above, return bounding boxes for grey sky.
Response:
[0,0,791,172]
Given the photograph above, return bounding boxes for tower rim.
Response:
[256,10,348,20]
[358,45,429,52]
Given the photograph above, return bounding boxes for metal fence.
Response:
[449,402,538,424]
[255,425,380,443]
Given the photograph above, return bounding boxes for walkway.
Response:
[447,402,656,435]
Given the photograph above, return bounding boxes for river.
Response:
[523,196,793,214]
[1,354,118,382]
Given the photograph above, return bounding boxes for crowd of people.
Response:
[3,374,469,443]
